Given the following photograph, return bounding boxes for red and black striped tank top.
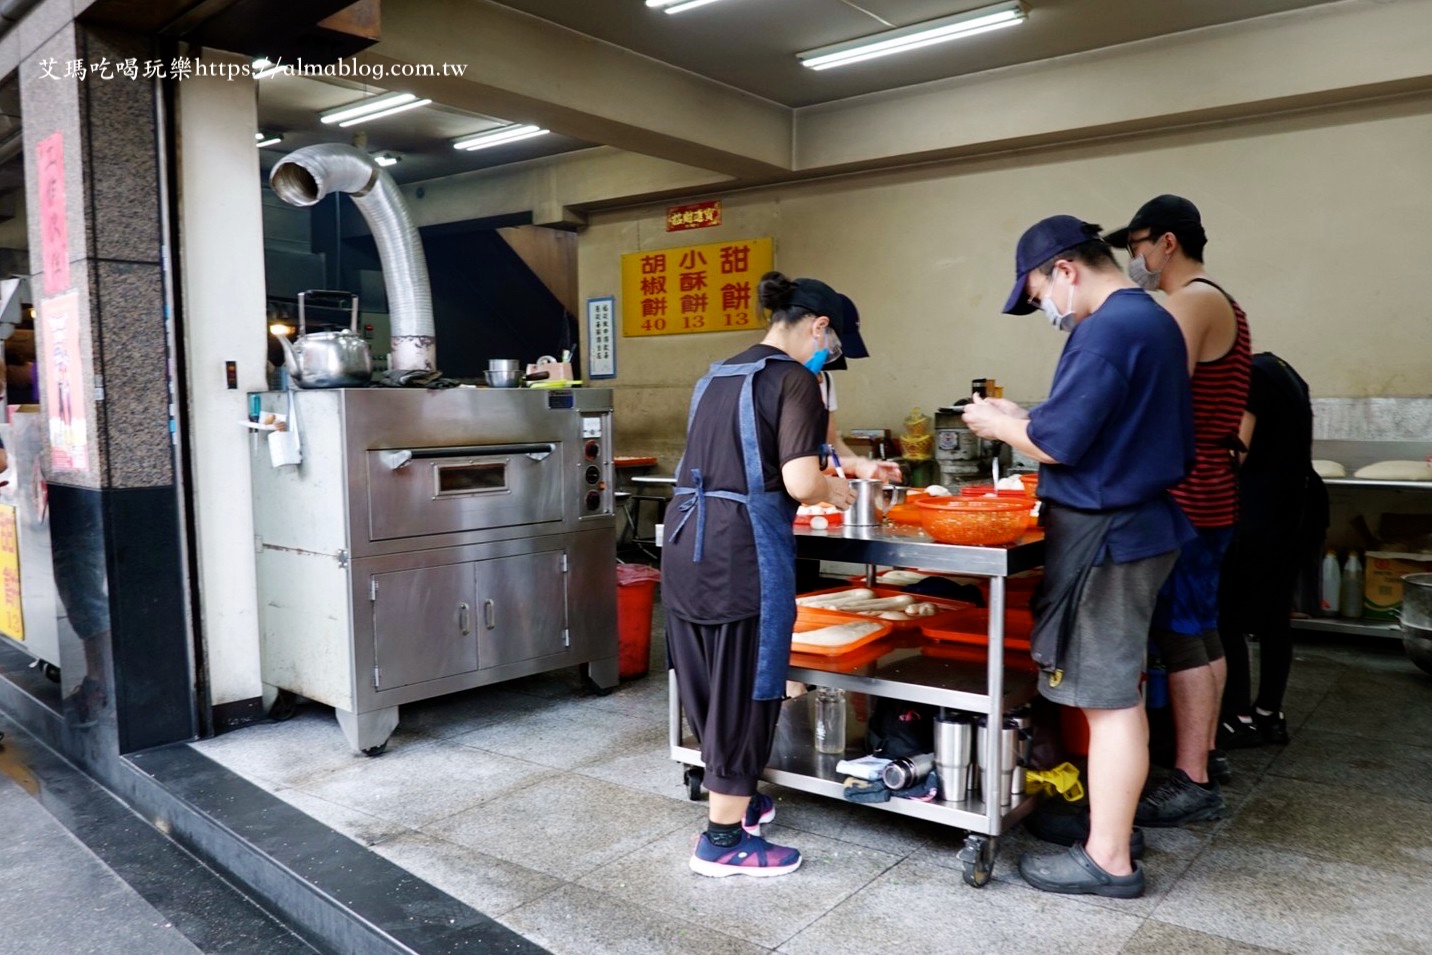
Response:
[1170,278,1251,528]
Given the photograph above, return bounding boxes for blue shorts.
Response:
[1152,525,1234,646]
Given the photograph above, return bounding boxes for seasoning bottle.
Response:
[1320,549,1341,616]
[1340,551,1364,620]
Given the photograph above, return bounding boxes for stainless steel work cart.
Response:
[669,524,1046,887]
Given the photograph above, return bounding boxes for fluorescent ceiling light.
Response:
[646,0,726,12]
[798,1,1026,71]
[452,124,549,151]
[373,153,400,167]
[252,57,285,80]
[256,132,282,148]
[320,92,432,127]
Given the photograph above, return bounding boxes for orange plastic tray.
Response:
[919,606,1035,651]
[790,634,901,671]
[919,641,1040,673]
[790,613,894,656]
[796,585,975,632]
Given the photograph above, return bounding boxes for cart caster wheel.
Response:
[268,689,299,722]
[361,742,388,757]
[957,834,995,888]
[43,664,60,683]
[684,766,705,801]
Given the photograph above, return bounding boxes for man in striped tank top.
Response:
[1107,196,1251,827]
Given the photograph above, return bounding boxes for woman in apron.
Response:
[663,271,857,877]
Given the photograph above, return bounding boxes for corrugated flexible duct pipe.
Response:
[269,143,435,372]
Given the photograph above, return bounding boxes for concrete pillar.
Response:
[20,19,193,754]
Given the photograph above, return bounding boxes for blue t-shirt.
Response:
[1027,288,1196,563]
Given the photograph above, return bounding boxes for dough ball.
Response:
[1353,460,1431,481]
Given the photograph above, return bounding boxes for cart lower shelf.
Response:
[668,671,1042,886]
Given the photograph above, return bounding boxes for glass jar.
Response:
[811,687,847,755]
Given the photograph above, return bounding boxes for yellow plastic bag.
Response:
[1024,761,1085,802]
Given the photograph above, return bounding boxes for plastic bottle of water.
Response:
[1320,549,1341,616]
[1340,551,1364,620]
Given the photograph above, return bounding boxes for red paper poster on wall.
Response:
[38,291,89,471]
[36,131,71,296]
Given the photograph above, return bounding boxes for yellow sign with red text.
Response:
[0,505,23,639]
[620,237,773,337]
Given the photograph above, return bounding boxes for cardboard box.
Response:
[1364,551,1432,620]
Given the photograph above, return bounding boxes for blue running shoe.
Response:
[690,831,802,878]
[743,793,776,835]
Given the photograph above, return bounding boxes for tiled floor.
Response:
[0,773,202,955]
[193,602,1432,955]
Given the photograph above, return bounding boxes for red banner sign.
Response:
[665,200,721,232]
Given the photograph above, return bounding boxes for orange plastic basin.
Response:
[915,498,1029,546]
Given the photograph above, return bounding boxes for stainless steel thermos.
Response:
[882,752,935,790]
[933,710,973,803]
[931,709,1031,809]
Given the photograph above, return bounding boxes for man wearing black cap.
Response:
[963,215,1194,898]
[1107,195,1251,825]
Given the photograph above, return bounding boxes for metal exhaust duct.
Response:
[270,143,435,372]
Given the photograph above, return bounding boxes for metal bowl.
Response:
[487,358,521,373]
[484,369,522,388]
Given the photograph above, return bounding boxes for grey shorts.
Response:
[1040,550,1179,710]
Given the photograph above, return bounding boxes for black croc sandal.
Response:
[1019,843,1144,899]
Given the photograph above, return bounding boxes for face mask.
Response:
[1040,272,1075,333]
[803,329,830,373]
[1128,253,1161,291]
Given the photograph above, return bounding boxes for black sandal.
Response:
[1019,843,1144,899]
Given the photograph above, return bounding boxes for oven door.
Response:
[366,443,564,541]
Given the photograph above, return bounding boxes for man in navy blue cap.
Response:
[963,215,1195,899]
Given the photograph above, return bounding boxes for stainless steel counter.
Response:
[793,524,1045,577]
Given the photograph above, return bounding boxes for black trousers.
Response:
[1219,525,1301,716]
[667,613,782,797]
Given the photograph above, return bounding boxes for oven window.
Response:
[435,461,507,495]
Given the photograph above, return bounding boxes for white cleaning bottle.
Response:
[1320,549,1341,616]
[1340,551,1364,620]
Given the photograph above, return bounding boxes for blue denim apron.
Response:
[667,353,800,701]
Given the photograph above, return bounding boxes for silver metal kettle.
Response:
[277,290,373,389]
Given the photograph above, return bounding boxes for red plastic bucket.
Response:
[616,564,661,679]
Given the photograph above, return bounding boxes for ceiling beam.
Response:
[355,0,793,180]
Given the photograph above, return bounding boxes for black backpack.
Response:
[865,697,936,758]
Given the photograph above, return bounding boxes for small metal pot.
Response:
[484,368,522,388]
[1402,573,1432,675]
[483,369,552,389]
[488,358,521,373]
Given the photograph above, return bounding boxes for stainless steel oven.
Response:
[250,387,617,753]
